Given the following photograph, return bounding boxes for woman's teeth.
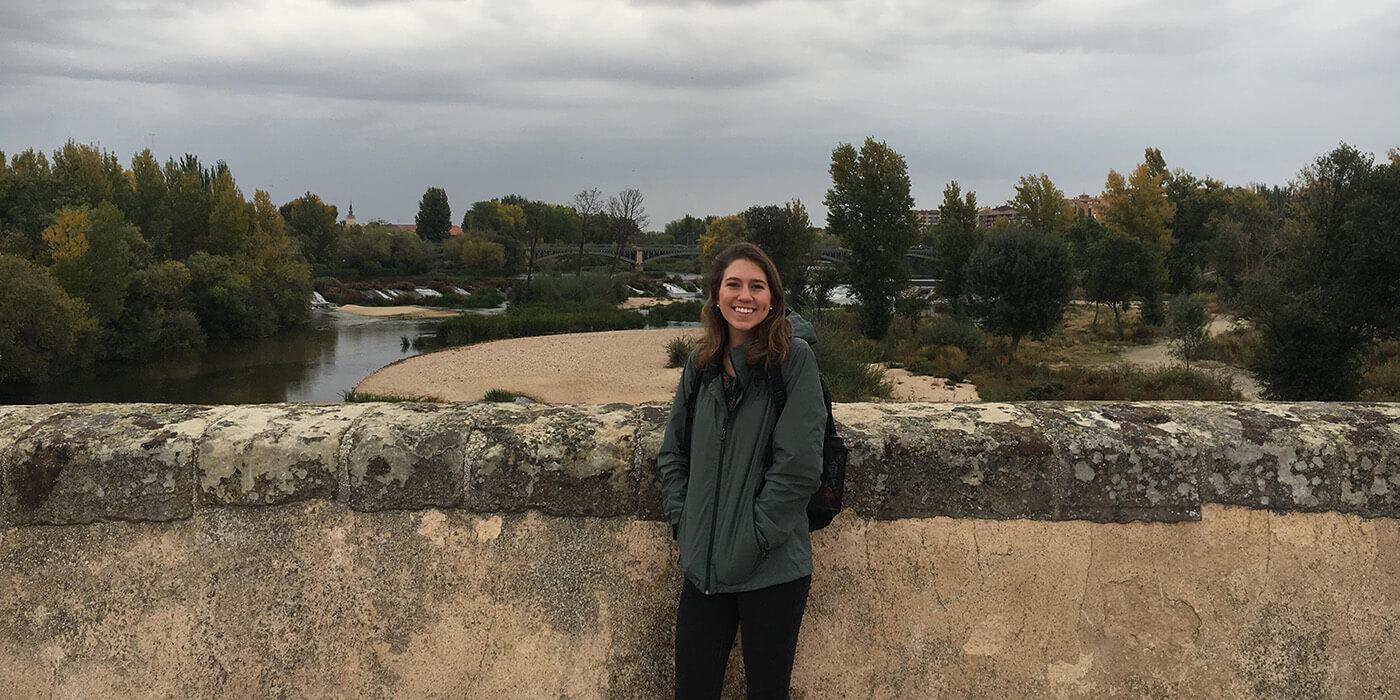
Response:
[734,307,755,315]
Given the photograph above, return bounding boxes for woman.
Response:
[656,242,827,699]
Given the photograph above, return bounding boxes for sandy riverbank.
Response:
[337,304,462,319]
[356,327,981,404]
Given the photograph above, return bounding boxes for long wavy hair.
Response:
[694,242,792,370]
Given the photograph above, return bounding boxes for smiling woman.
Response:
[656,241,827,698]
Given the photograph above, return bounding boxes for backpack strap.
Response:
[765,363,787,414]
[681,358,714,453]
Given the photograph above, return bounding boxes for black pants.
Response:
[674,575,812,700]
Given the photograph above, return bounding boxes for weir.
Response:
[1,401,1397,697]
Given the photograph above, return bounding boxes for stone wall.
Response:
[1,401,1398,697]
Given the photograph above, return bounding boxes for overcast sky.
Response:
[3,0,1396,227]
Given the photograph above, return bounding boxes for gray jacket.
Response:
[656,313,825,594]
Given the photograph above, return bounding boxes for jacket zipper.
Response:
[704,385,740,595]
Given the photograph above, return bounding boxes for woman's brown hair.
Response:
[694,242,792,370]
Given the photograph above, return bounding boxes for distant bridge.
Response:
[533,243,937,271]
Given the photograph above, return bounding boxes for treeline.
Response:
[820,138,1400,401]
[0,141,316,388]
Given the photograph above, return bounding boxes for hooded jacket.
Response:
[656,312,826,594]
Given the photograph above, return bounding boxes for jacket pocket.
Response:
[714,504,767,585]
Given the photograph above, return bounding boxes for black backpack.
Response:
[682,361,849,532]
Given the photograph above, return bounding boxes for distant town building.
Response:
[342,201,356,227]
[1066,194,1104,220]
[976,204,1021,229]
[913,209,942,228]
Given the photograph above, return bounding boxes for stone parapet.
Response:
[2,401,1397,526]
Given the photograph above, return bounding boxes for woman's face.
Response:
[716,258,772,341]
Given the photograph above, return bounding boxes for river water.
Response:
[2,310,441,405]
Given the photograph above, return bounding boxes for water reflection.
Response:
[3,310,440,405]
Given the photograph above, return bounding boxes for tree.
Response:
[0,149,58,257]
[110,260,204,360]
[415,187,452,242]
[51,140,128,211]
[1082,231,1154,337]
[460,232,506,273]
[1010,173,1074,237]
[164,154,211,260]
[572,188,604,275]
[280,192,338,265]
[127,149,171,257]
[1163,170,1228,293]
[606,188,648,273]
[250,189,293,261]
[1103,161,1176,324]
[1242,144,1400,399]
[42,206,91,263]
[664,214,707,246]
[0,254,97,386]
[964,227,1073,354]
[204,164,249,256]
[519,200,579,282]
[742,200,815,293]
[930,181,981,311]
[698,215,748,269]
[823,137,919,339]
[1167,294,1212,366]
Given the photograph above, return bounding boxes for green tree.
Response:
[742,200,815,294]
[824,137,919,339]
[415,187,452,242]
[1082,231,1153,337]
[186,252,260,341]
[49,202,148,326]
[0,254,97,385]
[204,164,249,256]
[1010,173,1074,237]
[664,214,708,246]
[164,154,211,260]
[279,192,338,265]
[1167,294,1212,366]
[51,140,128,211]
[0,149,58,257]
[1243,144,1400,399]
[127,149,171,257]
[697,215,748,269]
[930,181,982,310]
[964,227,1073,354]
[110,260,205,360]
[460,231,506,273]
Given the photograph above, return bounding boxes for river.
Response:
[2,310,441,405]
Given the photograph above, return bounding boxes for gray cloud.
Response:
[2,0,1396,226]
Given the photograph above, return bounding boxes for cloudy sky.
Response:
[3,0,1396,227]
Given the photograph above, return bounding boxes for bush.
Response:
[917,315,986,354]
[483,389,519,402]
[1360,341,1400,401]
[436,303,645,347]
[1167,294,1212,366]
[646,300,703,327]
[0,255,98,386]
[810,313,892,402]
[1061,365,1241,401]
[1211,327,1260,367]
[510,274,627,306]
[665,335,698,368]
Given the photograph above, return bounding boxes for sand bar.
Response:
[338,304,462,319]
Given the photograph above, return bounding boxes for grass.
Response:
[665,335,697,368]
[483,389,530,402]
[510,273,628,306]
[341,389,438,402]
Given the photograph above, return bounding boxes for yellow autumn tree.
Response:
[250,189,292,260]
[42,207,91,262]
[1102,164,1175,255]
[698,215,748,268]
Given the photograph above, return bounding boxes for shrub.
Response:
[510,274,627,306]
[1211,327,1260,367]
[1360,341,1400,401]
[483,389,518,402]
[1061,365,1241,401]
[646,300,703,327]
[1167,294,1212,366]
[665,335,698,368]
[810,313,892,402]
[917,315,986,354]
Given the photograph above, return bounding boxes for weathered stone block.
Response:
[631,403,671,521]
[1332,404,1400,519]
[1036,402,1203,522]
[0,403,218,525]
[1198,404,1349,512]
[198,404,370,506]
[0,405,52,528]
[840,403,1064,520]
[464,403,636,516]
[343,403,478,510]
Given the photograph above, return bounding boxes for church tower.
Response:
[344,201,357,227]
